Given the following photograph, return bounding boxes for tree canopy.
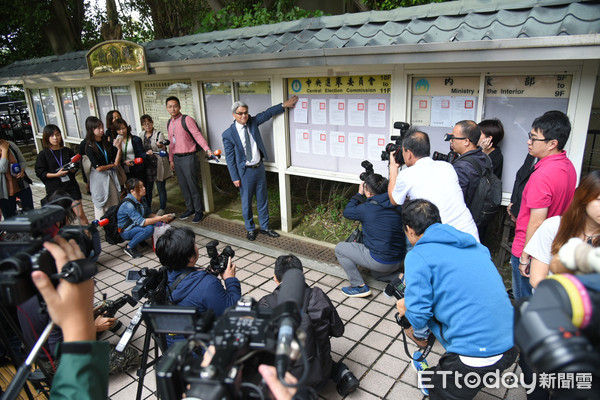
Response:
[0,0,445,68]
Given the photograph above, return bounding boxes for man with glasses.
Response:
[511,110,576,300]
[447,120,492,207]
[222,95,298,241]
[388,130,479,241]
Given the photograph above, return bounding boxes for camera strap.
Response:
[399,327,436,362]
[167,269,195,302]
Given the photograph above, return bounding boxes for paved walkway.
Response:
[23,179,527,400]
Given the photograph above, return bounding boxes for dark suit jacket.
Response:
[222,104,284,182]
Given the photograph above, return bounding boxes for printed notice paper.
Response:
[348,99,365,127]
[430,96,452,127]
[295,129,310,153]
[329,99,346,126]
[312,130,327,155]
[368,134,386,160]
[311,99,327,125]
[367,99,387,128]
[349,132,365,159]
[330,131,346,157]
[294,98,308,124]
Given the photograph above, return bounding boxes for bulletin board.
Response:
[238,81,274,162]
[140,80,196,135]
[203,82,232,156]
[410,76,480,157]
[288,75,392,177]
[483,75,572,192]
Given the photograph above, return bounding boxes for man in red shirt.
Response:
[166,96,213,223]
[511,110,576,300]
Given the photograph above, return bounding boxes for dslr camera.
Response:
[381,122,410,166]
[385,278,411,329]
[0,206,98,305]
[206,240,235,276]
[514,240,600,398]
[359,160,374,181]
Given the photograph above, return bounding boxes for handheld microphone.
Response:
[92,218,109,227]
[57,154,82,172]
[10,163,21,175]
[134,157,143,164]
[274,268,305,380]
[153,150,168,157]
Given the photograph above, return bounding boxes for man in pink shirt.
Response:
[511,110,576,300]
[166,96,213,223]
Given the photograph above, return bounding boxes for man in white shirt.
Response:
[388,130,479,241]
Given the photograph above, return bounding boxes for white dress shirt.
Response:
[235,121,261,166]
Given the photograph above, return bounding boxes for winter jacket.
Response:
[343,191,406,263]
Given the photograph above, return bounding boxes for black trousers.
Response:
[428,347,518,400]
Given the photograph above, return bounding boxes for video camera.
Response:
[381,122,410,166]
[0,206,98,305]
[144,269,307,400]
[206,240,235,276]
[514,240,600,398]
[95,293,137,333]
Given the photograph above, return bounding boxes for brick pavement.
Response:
[23,178,527,400]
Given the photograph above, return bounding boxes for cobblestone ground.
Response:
[24,178,527,400]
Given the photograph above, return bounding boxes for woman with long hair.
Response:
[105,110,121,142]
[140,114,172,214]
[113,118,146,187]
[35,124,89,224]
[84,116,121,220]
[526,170,600,287]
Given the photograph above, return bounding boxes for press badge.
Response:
[61,175,70,182]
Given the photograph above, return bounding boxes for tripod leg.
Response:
[135,327,153,400]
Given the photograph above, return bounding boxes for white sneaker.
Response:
[156,209,165,216]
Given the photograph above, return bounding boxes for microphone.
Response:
[274,268,305,379]
[92,218,109,227]
[56,154,82,172]
[10,163,21,176]
[153,150,168,157]
[134,157,143,164]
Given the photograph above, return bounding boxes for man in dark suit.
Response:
[222,95,298,241]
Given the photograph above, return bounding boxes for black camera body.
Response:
[432,150,458,163]
[359,160,374,181]
[150,298,277,400]
[206,240,235,276]
[514,274,600,397]
[381,122,410,166]
[0,207,97,305]
[131,267,168,302]
[385,278,411,329]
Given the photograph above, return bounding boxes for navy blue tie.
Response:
[244,125,253,161]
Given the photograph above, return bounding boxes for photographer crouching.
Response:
[396,199,516,398]
[335,172,406,298]
[155,227,241,346]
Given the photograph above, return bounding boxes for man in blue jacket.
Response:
[396,199,516,398]
[155,227,241,346]
[335,173,406,297]
[222,96,298,241]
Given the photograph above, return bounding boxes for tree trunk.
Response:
[101,0,123,41]
[44,0,85,55]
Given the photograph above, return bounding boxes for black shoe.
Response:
[260,229,280,238]
[192,211,205,223]
[247,230,257,241]
[179,210,194,220]
[124,247,142,259]
[336,369,360,396]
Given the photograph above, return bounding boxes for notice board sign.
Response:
[288,75,392,177]
[140,80,196,136]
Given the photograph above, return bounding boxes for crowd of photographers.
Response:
[1,107,598,400]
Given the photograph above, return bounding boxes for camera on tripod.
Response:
[206,240,234,276]
[514,241,600,398]
[130,267,168,302]
[381,122,411,166]
[0,206,97,305]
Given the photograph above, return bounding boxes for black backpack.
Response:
[100,198,137,245]
[166,115,202,153]
[461,155,502,228]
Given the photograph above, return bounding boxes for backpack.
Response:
[100,198,137,245]
[461,155,502,228]
[166,115,202,153]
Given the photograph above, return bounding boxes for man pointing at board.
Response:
[222,95,298,241]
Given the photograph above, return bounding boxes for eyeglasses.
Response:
[443,133,467,141]
[528,133,552,142]
[235,112,249,116]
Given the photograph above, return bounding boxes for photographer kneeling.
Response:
[335,173,406,298]
[397,199,516,398]
[155,227,241,346]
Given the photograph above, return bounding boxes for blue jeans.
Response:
[511,254,533,300]
[121,225,154,249]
